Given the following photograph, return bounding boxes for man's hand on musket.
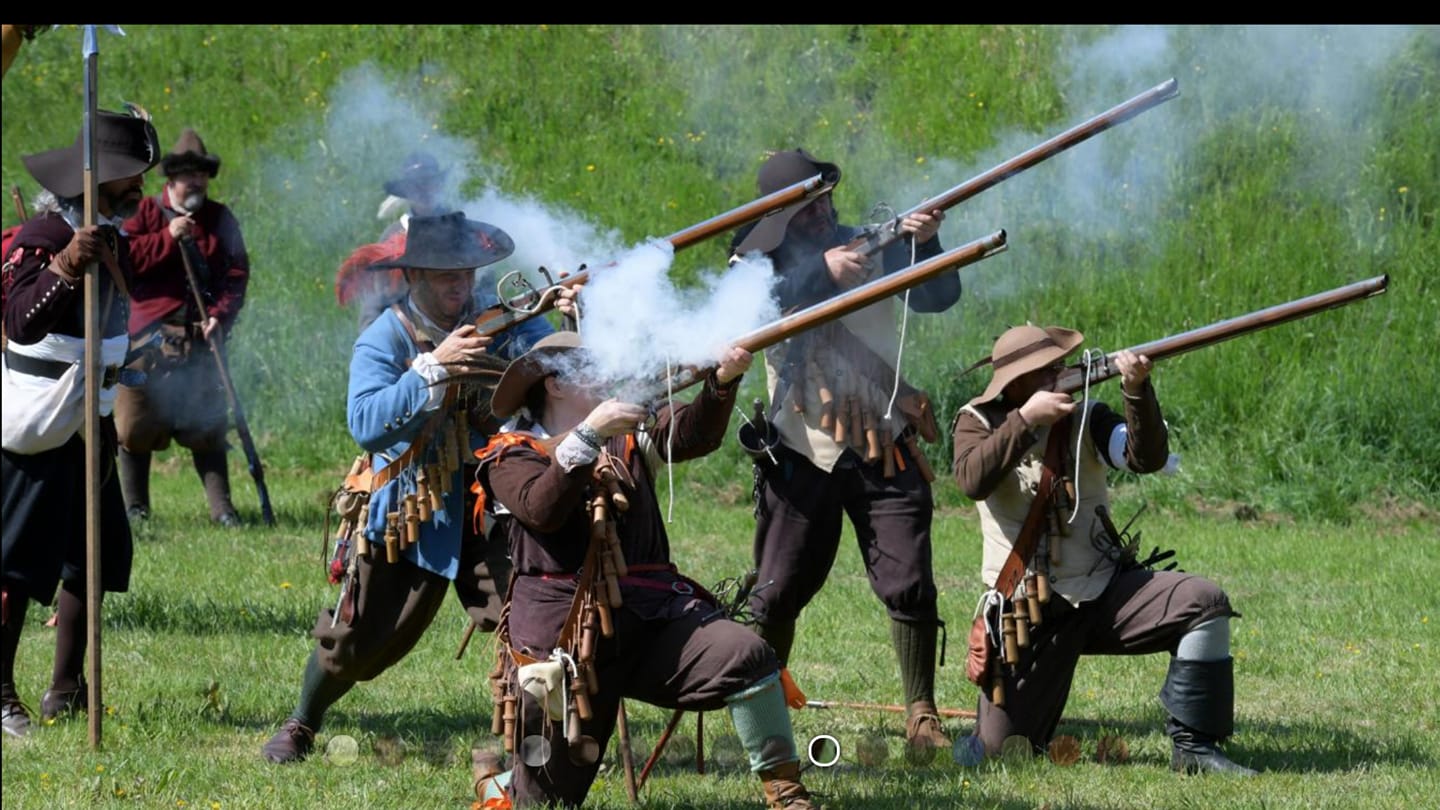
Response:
[714,345,753,386]
[1114,350,1154,397]
[49,224,114,283]
[899,208,945,245]
[168,213,195,241]
[824,246,870,290]
[552,285,582,319]
[432,324,495,372]
[200,316,221,343]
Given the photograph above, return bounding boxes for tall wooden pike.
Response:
[80,23,112,750]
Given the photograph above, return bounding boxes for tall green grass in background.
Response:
[4,24,1435,520]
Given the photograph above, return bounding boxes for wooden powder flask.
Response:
[1033,541,1052,604]
[502,692,518,752]
[1013,603,1031,649]
[597,463,630,512]
[581,660,600,696]
[580,608,599,662]
[404,494,421,548]
[1024,575,1043,626]
[427,463,447,504]
[489,656,507,736]
[1002,610,1020,665]
[384,512,401,563]
[847,396,865,453]
[573,677,594,721]
[862,409,882,462]
[416,470,434,523]
[354,503,370,558]
[902,432,936,483]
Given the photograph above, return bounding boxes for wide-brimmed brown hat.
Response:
[967,324,1085,405]
[733,148,841,256]
[160,128,221,177]
[369,211,514,271]
[490,331,593,420]
[384,150,447,198]
[22,109,161,199]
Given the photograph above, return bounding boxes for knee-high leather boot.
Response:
[1160,656,1258,775]
[119,447,151,520]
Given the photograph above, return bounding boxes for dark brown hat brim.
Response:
[161,152,221,178]
[370,218,515,271]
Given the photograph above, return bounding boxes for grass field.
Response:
[3,23,1438,810]
[1,464,1436,809]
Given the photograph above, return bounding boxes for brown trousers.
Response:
[310,524,511,682]
[114,343,229,454]
[976,568,1235,754]
[751,442,938,626]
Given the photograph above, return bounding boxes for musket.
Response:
[477,173,834,337]
[620,229,1009,405]
[1053,275,1390,395]
[9,184,24,223]
[827,78,1179,264]
[176,235,277,526]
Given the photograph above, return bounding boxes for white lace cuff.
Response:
[555,431,600,472]
[410,352,450,411]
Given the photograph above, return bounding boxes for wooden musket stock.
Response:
[474,173,833,338]
[1053,274,1389,394]
[845,78,1179,262]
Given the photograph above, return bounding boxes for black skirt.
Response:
[1,422,133,605]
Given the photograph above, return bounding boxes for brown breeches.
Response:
[114,351,229,453]
[310,527,511,682]
[505,578,777,807]
[751,442,938,627]
[975,568,1235,754]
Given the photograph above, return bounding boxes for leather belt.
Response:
[5,347,125,388]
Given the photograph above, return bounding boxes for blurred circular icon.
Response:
[952,734,986,767]
[854,733,889,767]
[1095,734,1129,765]
[521,734,553,768]
[1047,734,1081,766]
[808,735,841,768]
[325,734,359,766]
[372,734,404,766]
[1000,734,1033,763]
[661,733,694,768]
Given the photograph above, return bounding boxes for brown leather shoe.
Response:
[261,718,316,763]
[759,760,820,809]
[40,681,87,721]
[905,700,951,754]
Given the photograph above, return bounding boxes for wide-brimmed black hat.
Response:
[733,148,841,256]
[369,211,514,271]
[490,331,591,420]
[384,151,447,198]
[159,128,221,178]
[22,110,161,199]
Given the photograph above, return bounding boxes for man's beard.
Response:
[105,190,141,220]
[177,192,205,214]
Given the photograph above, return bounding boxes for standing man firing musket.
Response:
[1,109,161,736]
[115,127,252,527]
[728,148,954,756]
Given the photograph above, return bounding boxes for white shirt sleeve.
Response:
[409,352,450,411]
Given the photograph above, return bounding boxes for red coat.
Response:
[122,194,249,335]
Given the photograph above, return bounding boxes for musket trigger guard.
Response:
[495,269,544,314]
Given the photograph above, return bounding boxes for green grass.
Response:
[3,23,1438,810]
[2,462,1437,809]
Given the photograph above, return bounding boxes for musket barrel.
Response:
[628,229,1008,403]
[1055,274,1389,394]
